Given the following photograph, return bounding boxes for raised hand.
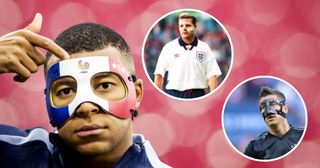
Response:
[0,13,69,82]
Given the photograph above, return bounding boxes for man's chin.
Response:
[266,121,278,128]
[181,35,189,39]
[75,141,113,156]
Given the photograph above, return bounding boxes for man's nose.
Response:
[266,106,276,115]
[75,102,99,117]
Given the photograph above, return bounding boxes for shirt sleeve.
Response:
[244,140,256,158]
[154,44,169,76]
[0,124,54,167]
[0,124,52,149]
[205,45,222,79]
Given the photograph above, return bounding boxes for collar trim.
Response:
[178,37,198,50]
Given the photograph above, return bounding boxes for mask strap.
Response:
[129,75,137,82]
[128,74,138,119]
[130,109,138,118]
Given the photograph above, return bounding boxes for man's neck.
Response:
[81,141,132,168]
[79,133,133,168]
[182,36,195,45]
[268,121,291,137]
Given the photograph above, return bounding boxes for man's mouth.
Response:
[75,124,106,137]
[266,115,276,121]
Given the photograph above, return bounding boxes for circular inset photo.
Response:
[222,76,307,162]
[142,9,233,100]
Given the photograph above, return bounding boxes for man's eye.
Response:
[97,82,113,90]
[57,88,73,96]
[260,103,266,109]
[270,102,279,107]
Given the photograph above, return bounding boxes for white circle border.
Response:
[141,8,234,101]
[221,75,308,162]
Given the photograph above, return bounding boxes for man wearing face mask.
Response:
[0,13,171,168]
[244,86,304,160]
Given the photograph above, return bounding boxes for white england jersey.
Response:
[154,37,222,91]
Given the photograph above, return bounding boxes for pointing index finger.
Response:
[22,30,70,60]
[23,13,69,60]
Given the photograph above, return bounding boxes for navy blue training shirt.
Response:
[244,126,304,160]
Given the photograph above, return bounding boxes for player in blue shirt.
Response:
[244,86,304,160]
[0,13,170,168]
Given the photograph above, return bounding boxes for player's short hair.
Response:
[179,12,197,27]
[258,86,286,102]
[45,23,135,76]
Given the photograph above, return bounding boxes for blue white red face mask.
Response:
[45,56,137,127]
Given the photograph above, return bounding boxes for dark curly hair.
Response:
[258,86,286,102]
[45,23,134,75]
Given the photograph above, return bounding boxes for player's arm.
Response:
[208,75,218,91]
[244,141,256,158]
[153,44,168,91]
[154,74,164,90]
[205,45,221,92]
[0,124,52,166]
[0,13,69,82]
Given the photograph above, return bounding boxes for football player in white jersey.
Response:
[154,12,221,99]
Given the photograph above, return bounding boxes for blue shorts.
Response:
[167,89,205,99]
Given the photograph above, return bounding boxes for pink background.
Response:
[0,0,319,167]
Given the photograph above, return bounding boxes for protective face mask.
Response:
[45,56,137,127]
[259,98,286,119]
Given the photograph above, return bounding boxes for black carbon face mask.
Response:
[259,98,286,119]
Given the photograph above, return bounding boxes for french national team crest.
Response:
[196,51,206,62]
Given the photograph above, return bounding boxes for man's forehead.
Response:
[46,47,123,71]
[179,18,193,24]
[259,94,279,102]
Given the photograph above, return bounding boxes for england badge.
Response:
[196,51,206,62]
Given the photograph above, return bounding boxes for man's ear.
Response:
[283,105,289,114]
[134,79,143,108]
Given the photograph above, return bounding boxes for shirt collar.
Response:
[178,37,198,50]
[267,124,293,138]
